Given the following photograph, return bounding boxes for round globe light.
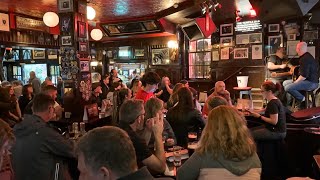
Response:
[90,29,103,41]
[87,6,96,20]
[43,12,59,27]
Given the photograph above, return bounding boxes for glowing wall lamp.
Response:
[167,40,178,49]
[43,12,59,27]
[90,29,103,41]
[87,6,96,20]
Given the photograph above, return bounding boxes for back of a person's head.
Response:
[76,126,137,177]
[262,81,281,94]
[177,87,194,109]
[41,85,57,94]
[168,83,184,104]
[140,71,160,87]
[12,80,22,87]
[32,93,55,113]
[207,96,228,110]
[119,99,144,124]
[1,81,10,87]
[22,84,33,97]
[0,87,10,103]
[197,105,255,160]
[145,97,163,120]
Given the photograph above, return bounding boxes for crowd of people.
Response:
[0,41,316,179]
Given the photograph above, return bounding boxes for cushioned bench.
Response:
[291,107,320,122]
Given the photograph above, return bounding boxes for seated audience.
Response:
[155,76,173,103]
[177,106,261,179]
[76,126,167,180]
[90,82,103,108]
[119,99,166,174]
[112,88,132,124]
[5,86,21,121]
[11,80,23,98]
[12,93,75,180]
[207,96,228,111]
[135,72,161,103]
[248,81,286,140]
[202,81,232,116]
[100,74,110,99]
[41,77,53,91]
[0,118,15,180]
[131,79,142,98]
[166,83,184,109]
[189,87,202,112]
[145,97,176,148]
[0,87,20,127]
[18,84,33,114]
[166,87,205,147]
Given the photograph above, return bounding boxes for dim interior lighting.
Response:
[90,60,98,66]
[87,6,96,20]
[90,29,103,41]
[167,40,178,48]
[43,12,59,27]
[250,9,257,17]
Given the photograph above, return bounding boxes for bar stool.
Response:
[291,89,316,110]
[233,87,253,100]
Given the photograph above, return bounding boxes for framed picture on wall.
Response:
[249,33,262,43]
[60,14,73,35]
[268,24,280,32]
[287,40,299,58]
[252,45,263,60]
[48,49,58,59]
[0,13,10,32]
[78,21,86,38]
[33,49,45,59]
[79,42,88,53]
[268,35,283,55]
[134,48,145,58]
[220,47,229,60]
[236,34,249,45]
[288,34,296,40]
[212,50,219,61]
[58,0,73,13]
[234,48,249,59]
[78,0,86,14]
[220,37,233,46]
[220,23,233,36]
[61,36,72,46]
[80,61,90,72]
[151,48,170,65]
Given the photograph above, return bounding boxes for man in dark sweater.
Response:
[283,42,319,105]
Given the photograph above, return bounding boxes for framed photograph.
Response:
[220,47,229,60]
[107,50,113,58]
[220,37,233,46]
[48,49,58,59]
[303,30,318,40]
[78,0,86,14]
[220,23,233,36]
[60,15,72,34]
[33,49,46,59]
[287,40,299,58]
[80,61,90,72]
[78,21,86,38]
[0,13,10,32]
[58,0,73,13]
[61,36,72,46]
[236,34,249,45]
[249,33,262,43]
[252,45,263,60]
[288,34,296,41]
[151,48,170,65]
[268,24,280,32]
[268,35,283,55]
[134,48,145,57]
[79,42,88,53]
[212,50,219,61]
[234,48,249,59]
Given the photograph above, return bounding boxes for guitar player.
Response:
[267,47,292,84]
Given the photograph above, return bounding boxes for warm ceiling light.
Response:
[87,6,96,20]
[90,29,103,41]
[168,40,178,49]
[43,12,59,27]
[250,9,257,17]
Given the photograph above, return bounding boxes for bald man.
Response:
[283,42,319,107]
[202,81,232,116]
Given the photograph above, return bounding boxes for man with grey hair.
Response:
[28,71,41,94]
[76,126,157,180]
[118,99,166,174]
[283,42,319,108]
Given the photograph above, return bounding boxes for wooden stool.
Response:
[291,89,316,110]
[233,87,252,100]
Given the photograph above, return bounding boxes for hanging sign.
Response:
[16,16,48,31]
[235,20,262,32]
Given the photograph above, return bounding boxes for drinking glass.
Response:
[173,146,182,167]
[80,122,86,135]
[188,132,197,143]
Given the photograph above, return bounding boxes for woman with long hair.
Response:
[177,106,261,179]
[18,84,33,115]
[4,86,21,121]
[166,83,184,109]
[166,87,204,147]
[112,88,132,124]
[248,81,286,140]
[144,98,176,147]
[0,118,15,180]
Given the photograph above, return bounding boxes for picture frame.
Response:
[303,30,318,40]
[107,50,113,58]
[58,0,73,13]
[80,61,90,72]
[268,24,280,32]
[79,42,88,53]
[134,48,145,58]
[48,49,58,59]
[220,23,233,36]
[78,21,86,38]
[60,14,73,35]
[212,50,219,61]
[32,49,46,59]
[286,40,299,58]
[220,47,229,60]
[78,0,86,14]
[234,48,249,59]
[249,33,262,43]
[236,34,249,45]
[61,36,72,46]
[252,45,263,60]
[0,13,10,32]
[220,37,233,47]
[288,34,296,41]
[268,35,283,55]
[151,48,170,65]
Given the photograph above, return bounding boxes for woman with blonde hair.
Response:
[177,106,261,180]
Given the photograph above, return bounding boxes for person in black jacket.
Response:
[18,84,33,115]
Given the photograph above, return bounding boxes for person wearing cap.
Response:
[90,82,103,107]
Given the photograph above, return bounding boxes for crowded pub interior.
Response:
[1,0,320,179]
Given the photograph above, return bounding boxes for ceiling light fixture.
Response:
[43,12,59,27]
[90,28,103,41]
[87,6,96,20]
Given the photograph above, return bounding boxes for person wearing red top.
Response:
[202,81,232,116]
[135,72,161,103]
